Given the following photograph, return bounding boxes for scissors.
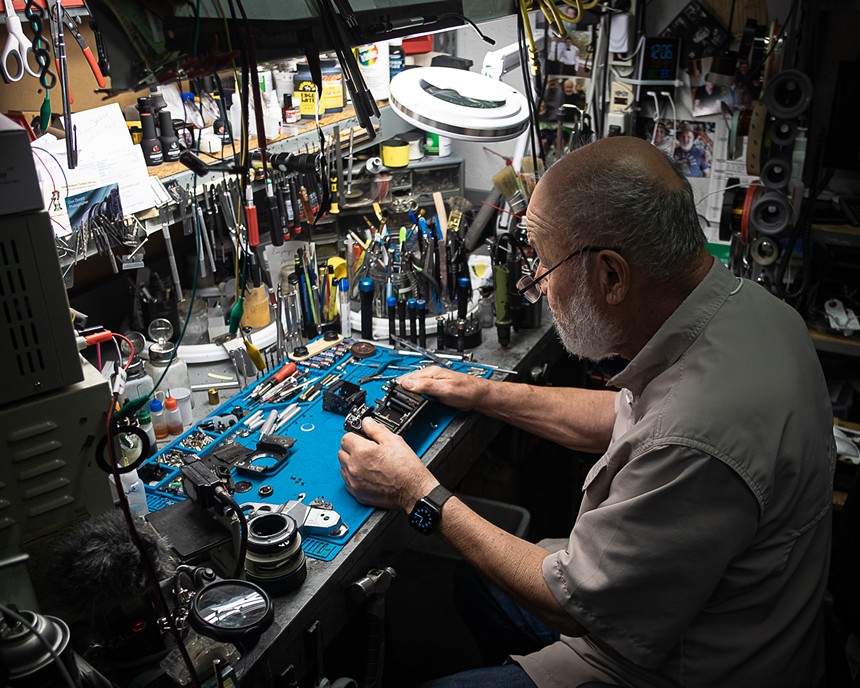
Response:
[2,0,40,82]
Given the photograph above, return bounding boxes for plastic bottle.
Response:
[137,406,157,455]
[124,357,154,405]
[150,398,169,440]
[164,395,184,436]
[121,469,150,517]
[389,38,405,79]
[145,340,191,394]
[158,110,181,162]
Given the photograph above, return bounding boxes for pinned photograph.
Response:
[672,121,714,178]
[545,30,591,78]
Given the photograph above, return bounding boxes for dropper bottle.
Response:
[164,395,184,436]
[150,398,169,440]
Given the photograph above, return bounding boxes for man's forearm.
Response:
[440,498,587,637]
[474,382,616,453]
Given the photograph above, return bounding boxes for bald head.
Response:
[527,136,705,284]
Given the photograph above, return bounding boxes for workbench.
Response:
[151,308,565,686]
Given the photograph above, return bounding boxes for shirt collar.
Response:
[609,259,741,397]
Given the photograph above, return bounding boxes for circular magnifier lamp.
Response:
[189,579,274,643]
[389,66,530,142]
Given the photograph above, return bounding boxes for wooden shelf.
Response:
[809,327,860,358]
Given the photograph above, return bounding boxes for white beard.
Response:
[552,268,622,362]
[678,139,694,152]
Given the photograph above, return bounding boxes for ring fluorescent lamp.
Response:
[389,67,530,142]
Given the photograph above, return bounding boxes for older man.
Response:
[339,137,834,687]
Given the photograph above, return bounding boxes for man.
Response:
[673,121,711,177]
[559,36,580,76]
[339,137,834,687]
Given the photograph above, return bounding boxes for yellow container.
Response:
[295,58,344,119]
[381,138,410,168]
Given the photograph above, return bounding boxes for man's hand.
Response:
[338,418,438,513]
[398,366,490,412]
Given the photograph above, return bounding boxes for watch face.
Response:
[409,501,439,535]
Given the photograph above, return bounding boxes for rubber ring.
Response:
[764,69,813,119]
[750,190,792,236]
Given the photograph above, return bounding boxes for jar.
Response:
[123,357,154,405]
[294,58,344,119]
[145,340,190,394]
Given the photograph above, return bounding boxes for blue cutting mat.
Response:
[142,339,491,561]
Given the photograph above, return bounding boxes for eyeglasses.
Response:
[516,246,613,303]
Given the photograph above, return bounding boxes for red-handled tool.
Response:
[245,184,259,247]
[60,7,105,88]
[250,361,297,401]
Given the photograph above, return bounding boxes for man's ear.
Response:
[595,250,629,306]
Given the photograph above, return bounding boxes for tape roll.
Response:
[763,69,813,119]
[771,119,797,147]
[740,183,760,244]
[750,236,779,266]
[760,156,792,190]
[750,190,792,236]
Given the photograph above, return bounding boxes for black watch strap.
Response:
[425,484,453,510]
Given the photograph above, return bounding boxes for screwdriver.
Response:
[250,361,298,400]
[245,184,259,248]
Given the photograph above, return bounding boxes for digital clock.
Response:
[635,37,681,99]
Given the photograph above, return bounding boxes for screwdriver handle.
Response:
[246,205,259,247]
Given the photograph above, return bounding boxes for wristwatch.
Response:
[408,485,453,535]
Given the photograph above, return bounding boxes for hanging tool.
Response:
[244,182,259,248]
[80,0,108,77]
[54,0,77,168]
[2,0,39,82]
[58,6,105,87]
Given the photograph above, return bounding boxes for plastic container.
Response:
[145,341,190,395]
[355,42,389,101]
[137,407,157,455]
[338,278,351,338]
[294,58,344,119]
[121,470,149,517]
[124,358,154,404]
[150,398,169,440]
[171,387,193,426]
[164,395,184,436]
[389,38,405,79]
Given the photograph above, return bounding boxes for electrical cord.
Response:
[215,489,249,579]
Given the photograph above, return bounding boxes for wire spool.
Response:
[771,119,797,147]
[244,512,307,595]
[740,183,761,244]
[763,69,813,119]
[760,156,792,190]
[750,236,779,266]
[750,190,792,236]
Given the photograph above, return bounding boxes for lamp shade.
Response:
[389,66,530,142]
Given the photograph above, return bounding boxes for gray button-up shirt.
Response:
[515,259,835,687]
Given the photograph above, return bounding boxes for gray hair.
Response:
[550,150,705,283]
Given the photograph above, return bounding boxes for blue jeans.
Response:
[419,564,560,688]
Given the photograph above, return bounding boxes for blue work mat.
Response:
[142,339,491,561]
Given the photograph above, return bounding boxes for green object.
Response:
[229,296,245,335]
[707,242,730,267]
[39,91,51,132]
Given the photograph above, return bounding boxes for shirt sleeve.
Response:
[542,446,759,668]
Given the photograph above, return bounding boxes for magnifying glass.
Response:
[186,575,274,644]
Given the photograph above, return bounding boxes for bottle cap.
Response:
[138,407,151,424]
[164,396,178,410]
[150,398,163,412]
